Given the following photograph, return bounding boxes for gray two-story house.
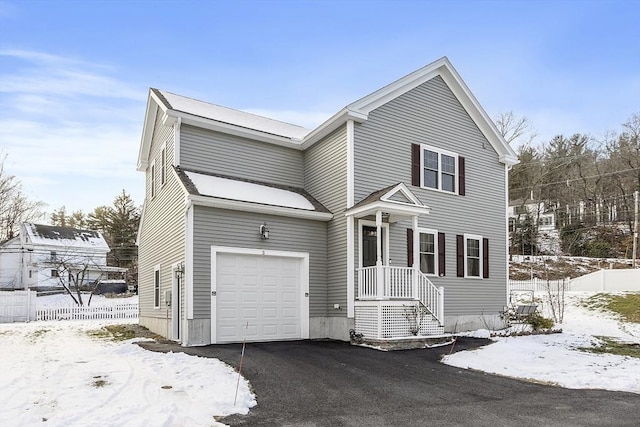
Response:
[136,57,519,346]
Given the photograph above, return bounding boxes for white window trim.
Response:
[153,264,161,309]
[464,233,483,279]
[417,227,438,277]
[160,143,167,187]
[150,160,156,199]
[420,143,458,193]
[358,220,389,268]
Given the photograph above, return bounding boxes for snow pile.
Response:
[443,292,640,393]
[0,320,256,427]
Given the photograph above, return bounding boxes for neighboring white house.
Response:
[0,223,124,290]
[508,199,559,254]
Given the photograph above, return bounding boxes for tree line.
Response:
[501,112,639,258]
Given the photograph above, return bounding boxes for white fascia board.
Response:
[380,183,423,206]
[166,111,305,149]
[300,108,368,149]
[437,65,519,166]
[188,195,333,221]
[137,94,161,171]
[345,200,430,218]
[349,67,443,114]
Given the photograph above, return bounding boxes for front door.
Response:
[362,226,384,267]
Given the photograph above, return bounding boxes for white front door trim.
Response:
[358,219,390,268]
[210,246,310,344]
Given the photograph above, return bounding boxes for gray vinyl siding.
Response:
[304,127,348,317]
[353,75,508,316]
[180,125,304,187]
[191,206,328,318]
[138,116,186,320]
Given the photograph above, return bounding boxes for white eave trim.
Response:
[188,195,333,221]
[345,200,430,218]
[300,108,368,149]
[165,110,305,149]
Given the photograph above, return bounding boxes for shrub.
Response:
[526,313,555,331]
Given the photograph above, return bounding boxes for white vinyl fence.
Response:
[0,290,37,323]
[509,269,640,294]
[508,278,569,293]
[36,303,138,321]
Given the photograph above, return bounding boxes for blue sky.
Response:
[1,0,639,215]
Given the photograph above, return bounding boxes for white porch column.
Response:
[412,215,419,300]
[376,210,384,299]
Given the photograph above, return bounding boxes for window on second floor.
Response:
[150,161,156,198]
[412,144,465,195]
[160,147,166,186]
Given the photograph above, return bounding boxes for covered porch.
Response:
[346,183,445,340]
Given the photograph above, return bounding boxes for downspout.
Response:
[346,120,355,318]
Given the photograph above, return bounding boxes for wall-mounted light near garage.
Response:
[174,261,185,279]
[259,222,270,239]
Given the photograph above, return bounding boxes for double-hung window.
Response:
[419,230,437,275]
[421,144,458,193]
[465,235,481,278]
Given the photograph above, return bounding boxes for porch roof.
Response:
[345,183,430,221]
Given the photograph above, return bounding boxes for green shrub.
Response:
[526,313,555,330]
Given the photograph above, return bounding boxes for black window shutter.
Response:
[456,235,464,277]
[411,144,421,186]
[483,238,489,278]
[407,228,414,267]
[438,232,446,276]
[458,156,466,196]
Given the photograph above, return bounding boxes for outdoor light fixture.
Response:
[174,262,185,279]
[260,222,270,239]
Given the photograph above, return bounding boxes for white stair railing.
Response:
[416,272,444,326]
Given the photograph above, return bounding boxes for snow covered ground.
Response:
[442,292,640,394]
[0,318,256,427]
[1,292,638,427]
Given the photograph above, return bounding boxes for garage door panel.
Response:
[216,252,303,343]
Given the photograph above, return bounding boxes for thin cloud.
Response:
[0,50,146,212]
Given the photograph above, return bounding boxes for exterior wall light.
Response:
[260,222,269,239]
[175,261,185,279]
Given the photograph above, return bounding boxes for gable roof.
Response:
[345,183,431,222]
[138,56,518,170]
[302,57,518,165]
[20,223,110,251]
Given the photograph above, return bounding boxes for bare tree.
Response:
[51,249,107,306]
[495,111,537,145]
[0,155,45,242]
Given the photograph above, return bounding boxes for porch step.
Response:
[352,334,454,351]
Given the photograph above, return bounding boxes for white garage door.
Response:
[215,252,303,343]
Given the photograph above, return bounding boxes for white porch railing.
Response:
[356,266,444,325]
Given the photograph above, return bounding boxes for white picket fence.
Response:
[36,303,138,321]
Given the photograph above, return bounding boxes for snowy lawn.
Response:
[0,318,256,427]
[442,291,640,394]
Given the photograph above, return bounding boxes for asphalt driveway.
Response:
[139,339,640,426]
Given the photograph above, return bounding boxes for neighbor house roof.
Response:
[138,56,518,170]
[20,223,110,251]
[174,167,333,221]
